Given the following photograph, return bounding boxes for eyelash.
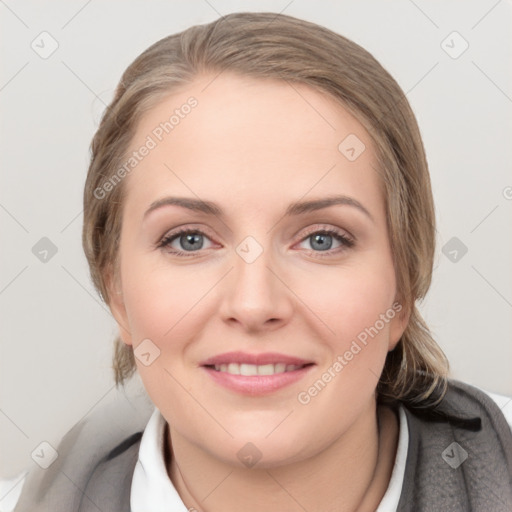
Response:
[157,226,355,259]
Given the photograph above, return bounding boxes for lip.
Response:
[202,365,315,396]
[200,351,314,366]
[200,351,316,396]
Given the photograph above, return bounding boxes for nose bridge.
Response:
[233,233,277,300]
[220,233,291,327]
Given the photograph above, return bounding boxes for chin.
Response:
[207,426,318,469]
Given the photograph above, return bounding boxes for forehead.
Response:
[123,72,383,220]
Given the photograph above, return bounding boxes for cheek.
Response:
[296,257,398,404]
[120,250,217,348]
[291,268,397,429]
[121,243,397,348]
[117,237,399,452]
[336,277,395,340]
[301,260,397,342]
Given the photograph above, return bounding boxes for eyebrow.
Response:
[143,195,374,222]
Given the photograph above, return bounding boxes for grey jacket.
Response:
[13,379,512,511]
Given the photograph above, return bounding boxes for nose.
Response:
[218,237,294,333]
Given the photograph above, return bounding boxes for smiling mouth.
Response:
[204,362,315,376]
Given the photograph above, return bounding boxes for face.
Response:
[109,73,407,468]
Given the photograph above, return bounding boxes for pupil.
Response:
[182,233,203,250]
[312,233,332,251]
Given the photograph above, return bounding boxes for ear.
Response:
[105,264,133,346]
[387,299,410,352]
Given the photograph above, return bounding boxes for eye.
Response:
[296,227,354,257]
[158,228,214,256]
[157,225,355,258]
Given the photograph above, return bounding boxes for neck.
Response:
[165,400,399,512]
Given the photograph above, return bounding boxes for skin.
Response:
[109,73,408,512]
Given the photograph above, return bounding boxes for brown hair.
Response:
[82,12,449,408]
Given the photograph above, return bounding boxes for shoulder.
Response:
[441,378,512,432]
[476,387,512,433]
[400,378,512,439]
[397,379,512,511]
[397,378,512,478]
[9,388,154,512]
[401,378,512,428]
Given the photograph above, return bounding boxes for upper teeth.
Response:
[213,363,303,376]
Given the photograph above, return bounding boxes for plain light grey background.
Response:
[1,0,511,483]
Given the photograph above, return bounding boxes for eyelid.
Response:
[158,224,216,242]
[157,222,355,257]
[292,225,355,257]
[297,223,355,243]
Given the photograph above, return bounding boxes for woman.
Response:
[12,12,512,512]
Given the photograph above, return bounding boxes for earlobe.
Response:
[104,266,133,346]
